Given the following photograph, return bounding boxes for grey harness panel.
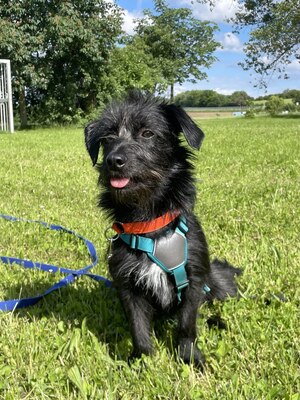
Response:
[153,231,186,270]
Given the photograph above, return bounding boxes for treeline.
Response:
[174,89,300,108]
[174,90,253,108]
[0,0,219,128]
[256,89,300,104]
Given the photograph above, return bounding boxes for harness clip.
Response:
[105,227,119,259]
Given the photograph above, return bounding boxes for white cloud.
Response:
[176,0,240,23]
[121,9,140,35]
[219,32,243,52]
[120,7,153,35]
[286,59,300,73]
[214,88,234,95]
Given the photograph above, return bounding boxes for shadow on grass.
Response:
[3,271,286,365]
[273,114,300,119]
[6,281,233,365]
[7,282,189,362]
[6,281,134,361]
[4,280,213,363]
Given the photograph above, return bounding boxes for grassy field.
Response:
[0,117,299,399]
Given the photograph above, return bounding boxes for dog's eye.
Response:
[140,130,154,139]
[103,135,116,144]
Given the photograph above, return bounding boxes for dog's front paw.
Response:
[128,351,149,370]
[128,344,153,365]
[178,339,205,369]
[128,350,142,364]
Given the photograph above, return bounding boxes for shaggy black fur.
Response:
[85,90,241,368]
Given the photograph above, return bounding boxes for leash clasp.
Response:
[105,227,119,259]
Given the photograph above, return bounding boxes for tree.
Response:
[265,95,285,116]
[0,1,45,127]
[280,89,300,104]
[244,100,256,118]
[0,1,122,127]
[109,37,168,96]
[174,89,254,107]
[228,91,252,107]
[199,90,224,107]
[230,0,300,87]
[198,0,300,87]
[133,0,219,100]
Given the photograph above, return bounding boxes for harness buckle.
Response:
[130,235,138,249]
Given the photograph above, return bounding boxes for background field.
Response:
[188,110,238,119]
[0,117,299,399]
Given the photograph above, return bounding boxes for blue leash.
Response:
[0,214,113,312]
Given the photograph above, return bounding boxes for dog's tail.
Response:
[205,258,242,301]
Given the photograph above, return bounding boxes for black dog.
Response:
[84,90,240,367]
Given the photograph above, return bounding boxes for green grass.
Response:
[0,118,299,399]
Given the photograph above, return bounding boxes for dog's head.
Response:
[84,90,204,209]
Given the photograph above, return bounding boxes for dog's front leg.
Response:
[177,295,205,368]
[119,289,154,359]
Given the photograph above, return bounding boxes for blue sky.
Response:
[115,0,300,98]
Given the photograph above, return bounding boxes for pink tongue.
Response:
[110,178,130,188]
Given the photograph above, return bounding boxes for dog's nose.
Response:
[106,152,127,170]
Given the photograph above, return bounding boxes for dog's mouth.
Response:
[110,177,130,189]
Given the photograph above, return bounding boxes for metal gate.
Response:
[0,59,14,133]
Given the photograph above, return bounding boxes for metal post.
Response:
[0,59,14,133]
[6,60,14,133]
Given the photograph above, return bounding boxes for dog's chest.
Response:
[110,248,175,309]
[135,260,175,308]
[109,218,189,309]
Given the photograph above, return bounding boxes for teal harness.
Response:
[118,216,190,302]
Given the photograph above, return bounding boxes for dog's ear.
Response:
[84,120,103,165]
[162,104,205,150]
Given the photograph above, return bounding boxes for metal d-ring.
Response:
[104,227,119,241]
[104,227,119,259]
